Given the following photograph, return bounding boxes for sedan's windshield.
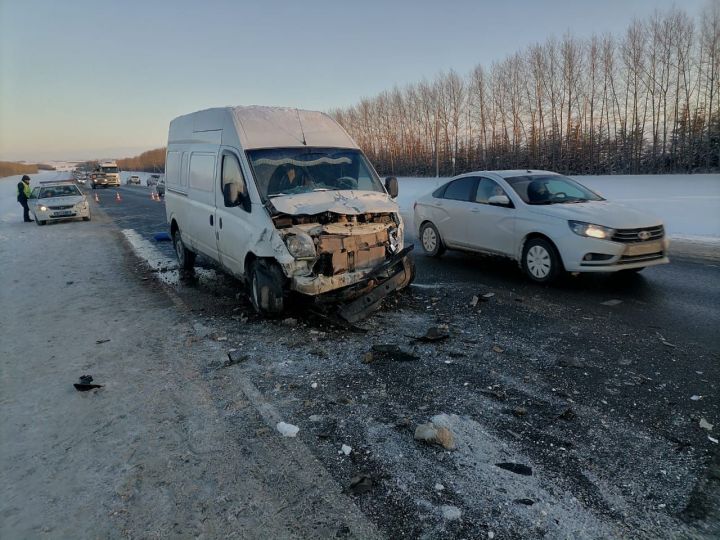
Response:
[39,185,82,198]
[246,147,385,200]
[505,174,603,205]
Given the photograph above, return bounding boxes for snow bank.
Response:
[397,174,720,239]
[0,171,67,224]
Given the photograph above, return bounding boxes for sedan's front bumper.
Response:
[34,205,90,222]
[558,235,670,272]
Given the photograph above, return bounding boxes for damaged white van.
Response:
[165,106,414,321]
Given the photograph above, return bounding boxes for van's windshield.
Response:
[246,147,386,200]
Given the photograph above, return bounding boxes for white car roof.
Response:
[461,169,561,179]
[232,106,359,150]
[169,106,359,151]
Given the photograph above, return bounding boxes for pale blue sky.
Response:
[0,0,709,161]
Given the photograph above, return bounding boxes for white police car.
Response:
[30,181,91,226]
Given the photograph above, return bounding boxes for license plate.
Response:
[624,240,662,256]
[52,210,72,217]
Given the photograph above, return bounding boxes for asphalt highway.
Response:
[98,183,720,354]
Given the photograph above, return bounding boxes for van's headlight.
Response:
[569,221,615,240]
[284,233,316,259]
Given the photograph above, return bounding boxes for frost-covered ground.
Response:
[396,174,720,239]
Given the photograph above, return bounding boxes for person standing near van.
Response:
[16,175,33,222]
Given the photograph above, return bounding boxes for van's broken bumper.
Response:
[290,246,415,322]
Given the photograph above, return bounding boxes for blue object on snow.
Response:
[154,232,171,242]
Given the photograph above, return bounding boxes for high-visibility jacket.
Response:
[17,182,31,200]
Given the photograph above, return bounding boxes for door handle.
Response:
[219,217,223,229]
[210,215,214,226]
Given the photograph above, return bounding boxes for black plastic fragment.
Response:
[495,462,533,476]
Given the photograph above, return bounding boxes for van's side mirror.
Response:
[488,194,512,207]
[385,176,398,198]
[224,182,250,211]
[223,183,240,207]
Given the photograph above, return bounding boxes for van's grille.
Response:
[611,225,664,243]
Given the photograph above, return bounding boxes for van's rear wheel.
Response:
[249,260,285,316]
[173,229,196,270]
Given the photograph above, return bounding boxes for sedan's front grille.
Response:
[612,225,664,243]
[48,205,74,210]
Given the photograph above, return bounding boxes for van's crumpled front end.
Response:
[269,191,414,322]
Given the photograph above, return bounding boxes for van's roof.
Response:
[171,106,360,150]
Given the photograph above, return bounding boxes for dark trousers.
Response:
[19,199,31,222]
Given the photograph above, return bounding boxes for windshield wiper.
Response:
[268,192,288,198]
[312,188,330,192]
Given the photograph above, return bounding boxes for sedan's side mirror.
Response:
[385,176,399,198]
[488,194,512,207]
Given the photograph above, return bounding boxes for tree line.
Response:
[332,4,720,176]
[116,148,166,172]
[0,161,58,177]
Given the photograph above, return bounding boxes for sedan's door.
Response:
[464,177,516,256]
[432,176,478,248]
[214,150,254,278]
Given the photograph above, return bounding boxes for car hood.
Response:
[269,190,397,216]
[37,196,85,206]
[528,200,663,229]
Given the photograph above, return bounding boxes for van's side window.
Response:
[166,151,182,187]
[221,153,248,210]
[189,153,216,192]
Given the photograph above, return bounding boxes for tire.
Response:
[173,229,196,270]
[91,185,96,190]
[83,216,90,222]
[419,222,446,257]
[522,237,563,283]
[37,220,46,226]
[249,260,285,315]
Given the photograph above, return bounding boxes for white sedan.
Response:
[413,170,669,282]
[30,181,91,226]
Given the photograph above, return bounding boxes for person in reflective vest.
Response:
[17,175,33,223]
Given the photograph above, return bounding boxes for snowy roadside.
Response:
[0,175,380,539]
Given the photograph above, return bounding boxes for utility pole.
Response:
[435,113,440,178]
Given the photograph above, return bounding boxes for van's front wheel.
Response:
[173,229,196,270]
[249,260,285,316]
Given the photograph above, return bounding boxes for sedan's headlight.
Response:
[38,205,48,212]
[569,220,615,240]
[284,233,316,259]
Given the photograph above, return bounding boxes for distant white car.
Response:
[155,177,165,197]
[30,181,91,226]
[128,175,141,185]
[413,170,669,282]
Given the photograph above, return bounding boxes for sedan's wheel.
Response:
[522,238,562,283]
[173,229,196,270]
[419,222,446,257]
